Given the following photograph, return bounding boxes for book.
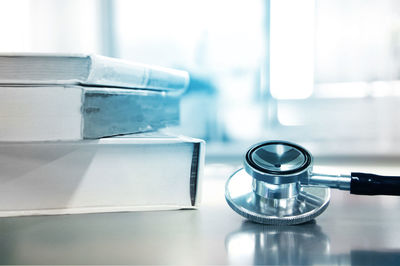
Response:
[0,85,180,141]
[0,135,204,217]
[0,53,189,91]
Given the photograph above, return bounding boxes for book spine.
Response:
[190,141,205,207]
[85,55,189,92]
[81,88,180,139]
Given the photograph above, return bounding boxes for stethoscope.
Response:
[225,140,400,225]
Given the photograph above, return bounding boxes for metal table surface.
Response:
[1,158,400,265]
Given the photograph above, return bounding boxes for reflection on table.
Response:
[225,220,400,265]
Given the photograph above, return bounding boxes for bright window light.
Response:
[270,0,315,99]
[0,0,31,52]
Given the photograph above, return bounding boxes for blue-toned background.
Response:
[2,0,400,157]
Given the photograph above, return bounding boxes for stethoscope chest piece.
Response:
[225,141,330,225]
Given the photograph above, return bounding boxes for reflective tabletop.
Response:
[0,158,400,265]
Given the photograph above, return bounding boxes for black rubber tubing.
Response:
[351,172,400,196]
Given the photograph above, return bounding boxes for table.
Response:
[1,158,400,265]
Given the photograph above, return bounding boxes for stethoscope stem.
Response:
[309,173,351,191]
[310,172,400,196]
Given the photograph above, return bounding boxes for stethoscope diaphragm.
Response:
[225,140,400,225]
[225,169,330,225]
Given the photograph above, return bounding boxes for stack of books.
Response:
[0,54,204,217]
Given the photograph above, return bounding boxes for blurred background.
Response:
[2,0,400,158]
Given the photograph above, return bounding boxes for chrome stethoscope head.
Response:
[225,140,330,225]
[226,140,400,225]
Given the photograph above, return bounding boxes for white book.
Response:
[0,135,204,217]
[0,53,189,91]
[0,85,180,141]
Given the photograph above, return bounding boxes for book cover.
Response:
[0,85,180,141]
[0,53,189,92]
[0,135,204,217]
